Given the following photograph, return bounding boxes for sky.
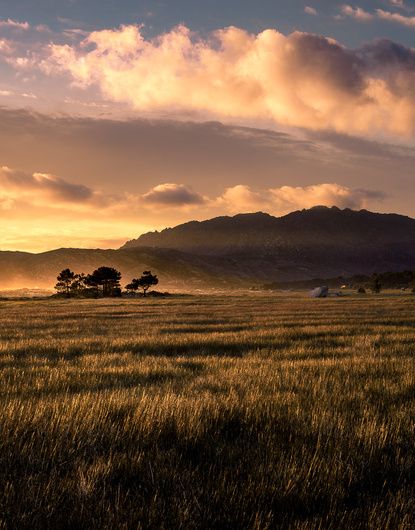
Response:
[0,0,415,251]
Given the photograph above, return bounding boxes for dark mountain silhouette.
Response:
[123,206,415,281]
[124,207,415,252]
[2,207,415,290]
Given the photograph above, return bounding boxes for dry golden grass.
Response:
[0,293,414,529]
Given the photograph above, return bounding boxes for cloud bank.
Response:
[376,9,415,27]
[42,24,415,138]
[0,162,384,218]
[217,183,385,215]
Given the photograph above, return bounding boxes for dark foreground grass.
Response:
[0,293,414,529]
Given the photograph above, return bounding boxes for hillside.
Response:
[2,207,415,290]
[124,207,415,252]
[0,247,245,290]
[123,206,415,279]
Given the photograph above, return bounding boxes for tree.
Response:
[70,273,88,294]
[125,282,138,293]
[55,268,76,295]
[126,271,159,296]
[370,275,382,294]
[86,267,122,297]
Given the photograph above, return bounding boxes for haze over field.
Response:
[0,0,415,251]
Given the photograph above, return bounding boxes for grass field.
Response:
[0,293,414,529]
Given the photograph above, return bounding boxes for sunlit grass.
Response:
[0,294,414,529]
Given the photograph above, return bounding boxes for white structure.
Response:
[310,286,329,298]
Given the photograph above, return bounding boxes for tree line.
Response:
[55,267,159,297]
[263,270,415,293]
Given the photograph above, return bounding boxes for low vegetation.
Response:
[0,293,414,529]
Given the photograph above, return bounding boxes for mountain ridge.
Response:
[2,207,415,289]
[122,206,415,253]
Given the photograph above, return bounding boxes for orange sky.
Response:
[0,18,415,251]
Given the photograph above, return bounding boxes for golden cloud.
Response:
[216,183,385,214]
[216,185,267,214]
[43,24,415,138]
[269,183,385,213]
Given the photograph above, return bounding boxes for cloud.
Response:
[216,183,385,215]
[4,56,35,70]
[140,181,386,216]
[35,24,52,34]
[0,107,333,194]
[0,103,413,230]
[340,5,374,21]
[0,165,208,214]
[0,39,14,54]
[0,158,390,252]
[340,4,415,26]
[141,183,206,206]
[391,0,415,10]
[63,28,89,39]
[269,183,385,212]
[304,6,318,16]
[0,89,37,99]
[216,185,268,213]
[0,19,30,30]
[42,24,415,138]
[0,166,95,206]
[376,9,415,26]
[0,163,386,218]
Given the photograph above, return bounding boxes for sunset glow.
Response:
[3,4,415,527]
[0,0,414,251]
